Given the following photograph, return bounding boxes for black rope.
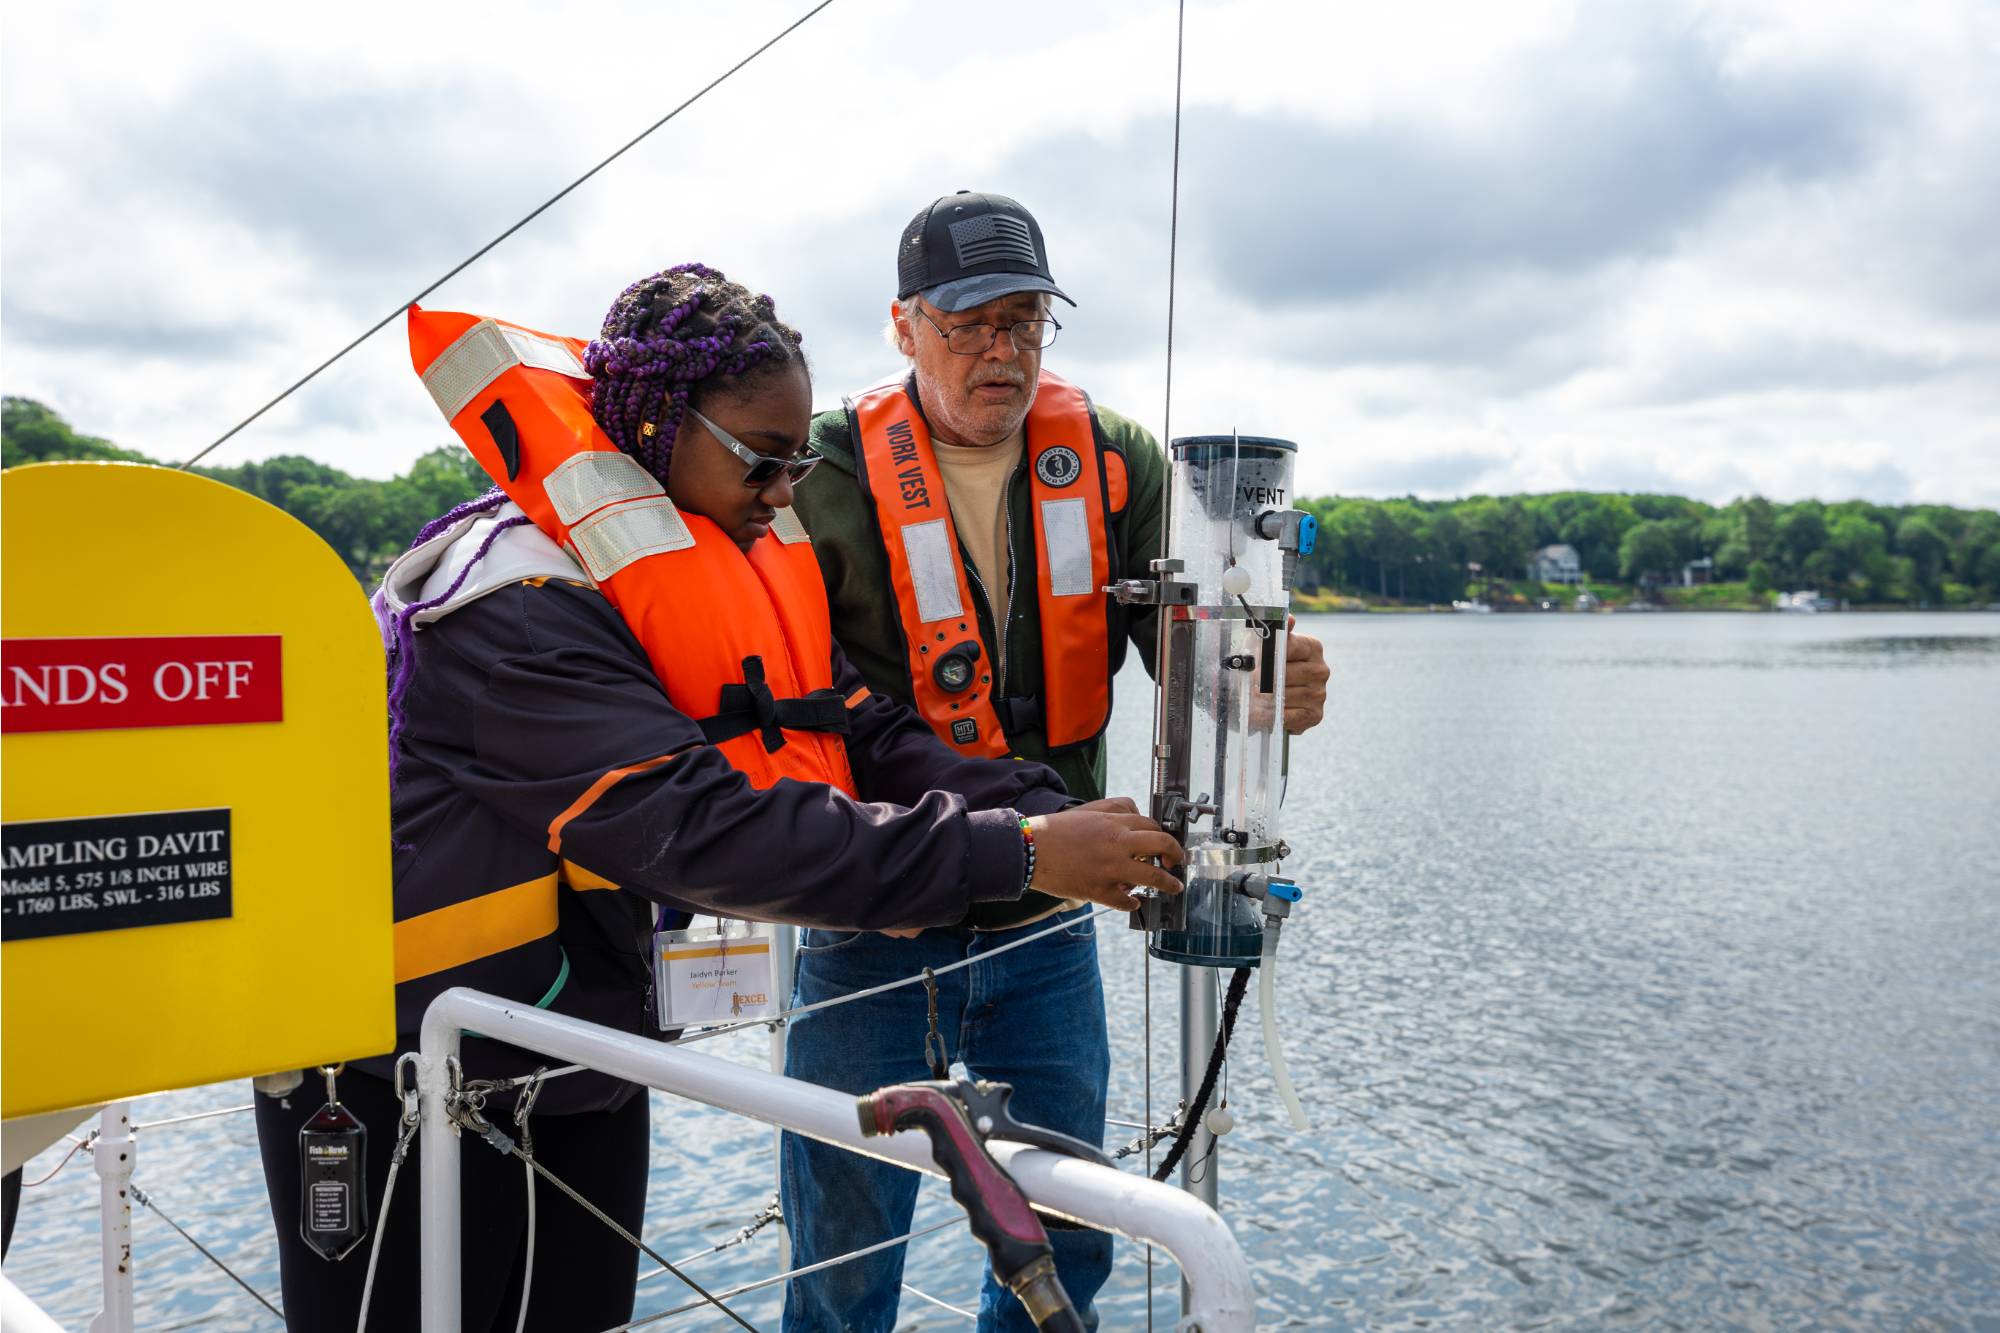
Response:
[1151,966,1249,1183]
[176,0,838,472]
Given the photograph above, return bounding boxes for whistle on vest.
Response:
[1118,434,1306,970]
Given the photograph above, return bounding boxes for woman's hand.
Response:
[1028,799,1185,911]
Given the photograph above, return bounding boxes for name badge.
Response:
[653,920,776,1029]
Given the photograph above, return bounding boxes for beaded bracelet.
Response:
[1018,815,1038,891]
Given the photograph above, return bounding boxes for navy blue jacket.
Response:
[379,576,1071,1111]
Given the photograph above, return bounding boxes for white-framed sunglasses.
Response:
[688,407,821,489]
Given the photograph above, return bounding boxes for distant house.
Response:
[1528,544,1582,584]
[1681,556,1715,586]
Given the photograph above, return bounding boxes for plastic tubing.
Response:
[1260,935,1311,1131]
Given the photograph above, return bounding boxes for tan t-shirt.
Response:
[931,436,1082,928]
[931,436,1024,675]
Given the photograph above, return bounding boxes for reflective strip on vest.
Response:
[569,496,697,583]
[770,506,811,545]
[903,520,965,623]
[422,318,587,421]
[1039,497,1094,596]
[545,451,666,526]
[849,371,1114,755]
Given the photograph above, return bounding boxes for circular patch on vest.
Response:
[1035,445,1082,488]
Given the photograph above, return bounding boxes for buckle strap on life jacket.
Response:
[698,656,852,753]
[992,696,1043,734]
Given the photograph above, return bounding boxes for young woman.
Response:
[253,263,1181,1332]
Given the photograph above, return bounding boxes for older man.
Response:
[780,191,1329,1331]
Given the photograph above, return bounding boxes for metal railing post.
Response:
[417,1028,464,1331]
[86,1102,135,1333]
[770,921,797,1274]
[1179,965,1220,1318]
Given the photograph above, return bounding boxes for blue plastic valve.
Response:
[1267,878,1303,903]
[1296,513,1318,557]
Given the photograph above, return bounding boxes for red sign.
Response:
[1,636,284,734]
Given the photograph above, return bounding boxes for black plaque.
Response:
[2,808,233,941]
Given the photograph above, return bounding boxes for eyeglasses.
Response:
[689,407,822,489]
[912,304,1062,355]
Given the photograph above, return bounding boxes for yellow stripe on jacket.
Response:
[394,872,560,984]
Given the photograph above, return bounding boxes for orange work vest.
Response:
[407,304,857,796]
[848,372,1122,759]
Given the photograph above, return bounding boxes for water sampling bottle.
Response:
[1114,434,1315,965]
[1110,432,1317,1134]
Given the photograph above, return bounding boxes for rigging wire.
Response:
[614,1218,968,1330]
[454,1101,758,1332]
[132,1104,254,1132]
[1161,0,1187,459]
[175,0,838,472]
[470,906,1124,1096]
[1147,4,1189,1328]
[129,1182,286,1323]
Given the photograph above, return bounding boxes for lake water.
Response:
[8,612,1999,1329]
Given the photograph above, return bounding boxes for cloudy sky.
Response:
[5,0,1997,507]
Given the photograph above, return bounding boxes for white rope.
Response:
[514,1156,536,1333]
[608,1217,966,1330]
[133,1104,255,1131]
[901,1281,978,1320]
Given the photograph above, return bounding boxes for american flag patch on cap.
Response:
[949,214,1038,269]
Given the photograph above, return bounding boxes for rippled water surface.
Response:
[10,613,1999,1329]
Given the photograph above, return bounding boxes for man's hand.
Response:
[1284,622,1329,735]
[1027,803,1184,912]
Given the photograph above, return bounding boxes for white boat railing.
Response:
[417,987,1257,1332]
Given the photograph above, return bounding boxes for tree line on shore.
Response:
[1296,489,2000,607]
[8,396,1999,605]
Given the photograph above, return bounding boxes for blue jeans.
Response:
[780,908,1111,1332]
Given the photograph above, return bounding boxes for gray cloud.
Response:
[1181,21,1900,304]
[0,305,267,357]
[1634,335,1971,405]
[1340,448,1515,498]
[126,68,580,276]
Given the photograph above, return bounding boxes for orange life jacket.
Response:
[407,304,857,796]
[849,372,1121,758]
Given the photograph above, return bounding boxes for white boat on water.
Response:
[1451,599,1494,614]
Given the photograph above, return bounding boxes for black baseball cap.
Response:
[896,191,1075,313]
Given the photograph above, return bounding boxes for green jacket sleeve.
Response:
[1096,405,1168,679]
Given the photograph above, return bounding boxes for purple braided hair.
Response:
[581,262,805,485]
